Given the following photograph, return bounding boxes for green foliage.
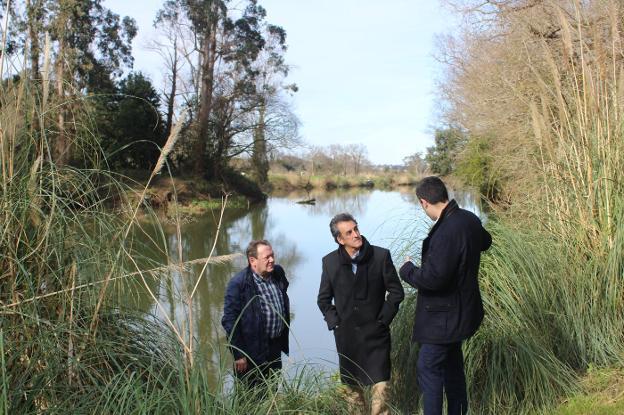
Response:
[425,127,466,175]
[455,135,500,200]
[0,71,345,415]
[221,168,267,201]
[389,293,421,412]
[391,220,624,414]
[547,368,624,415]
[98,72,165,170]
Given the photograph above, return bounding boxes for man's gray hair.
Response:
[329,213,357,243]
[246,239,271,262]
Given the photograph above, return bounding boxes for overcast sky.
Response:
[104,0,456,165]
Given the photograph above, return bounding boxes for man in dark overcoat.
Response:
[399,176,492,415]
[222,239,290,389]
[318,213,404,415]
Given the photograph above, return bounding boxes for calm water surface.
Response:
[125,188,482,385]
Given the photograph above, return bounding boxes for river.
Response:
[122,187,483,385]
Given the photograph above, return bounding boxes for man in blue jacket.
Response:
[221,240,290,388]
[400,177,492,415]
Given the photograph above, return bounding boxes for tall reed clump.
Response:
[0,54,182,411]
[525,0,624,368]
[0,56,351,414]
[392,218,624,414]
[393,1,624,413]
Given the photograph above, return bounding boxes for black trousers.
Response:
[418,342,468,415]
[235,337,283,389]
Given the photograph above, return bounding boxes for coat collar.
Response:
[428,199,459,236]
[245,265,288,289]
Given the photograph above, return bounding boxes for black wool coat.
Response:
[317,237,404,386]
[399,199,492,344]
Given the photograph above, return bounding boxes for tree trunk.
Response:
[54,39,69,165]
[26,0,42,79]
[164,37,178,138]
[252,103,269,187]
[194,14,218,177]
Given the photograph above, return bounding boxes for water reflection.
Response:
[273,188,373,217]
[123,188,481,386]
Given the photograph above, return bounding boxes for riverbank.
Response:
[269,171,421,192]
[119,171,262,216]
[119,169,422,216]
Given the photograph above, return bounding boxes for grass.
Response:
[173,196,249,214]
[548,367,624,415]
[404,2,624,413]
[0,59,352,414]
[4,5,624,411]
[391,219,624,415]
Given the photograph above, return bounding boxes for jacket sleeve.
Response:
[376,250,405,326]
[399,261,419,289]
[400,233,461,292]
[317,259,340,330]
[221,278,247,360]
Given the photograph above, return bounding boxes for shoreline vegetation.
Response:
[119,170,422,217]
[2,0,624,414]
[268,171,421,192]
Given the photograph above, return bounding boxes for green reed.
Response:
[391,218,624,415]
[0,62,354,414]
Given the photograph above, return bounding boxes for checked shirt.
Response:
[252,272,285,339]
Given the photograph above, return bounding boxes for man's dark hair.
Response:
[329,213,357,243]
[246,239,271,262]
[416,176,449,204]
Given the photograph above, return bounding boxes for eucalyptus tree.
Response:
[25,0,45,79]
[180,0,228,176]
[48,0,137,164]
[150,0,297,182]
[176,0,290,179]
[1,0,136,165]
[151,1,188,139]
[248,24,298,186]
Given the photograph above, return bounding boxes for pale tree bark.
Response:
[251,103,269,186]
[194,7,219,177]
[54,38,69,165]
[164,37,178,138]
[25,0,43,79]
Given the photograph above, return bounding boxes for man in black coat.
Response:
[221,240,290,388]
[318,213,404,415]
[399,177,492,415]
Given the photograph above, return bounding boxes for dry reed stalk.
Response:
[4,253,240,309]
[1,114,7,190]
[184,194,228,365]
[67,261,76,386]
[42,33,51,110]
[189,194,228,300]
[126,250,191,356]
[90,111,186,334]
[27,155,42,199]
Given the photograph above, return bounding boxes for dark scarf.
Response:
[338,236,373,300]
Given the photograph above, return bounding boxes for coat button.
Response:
[355,326,360,330]
[353,306,359,311]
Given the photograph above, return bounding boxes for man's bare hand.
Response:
[234,357,248,373]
